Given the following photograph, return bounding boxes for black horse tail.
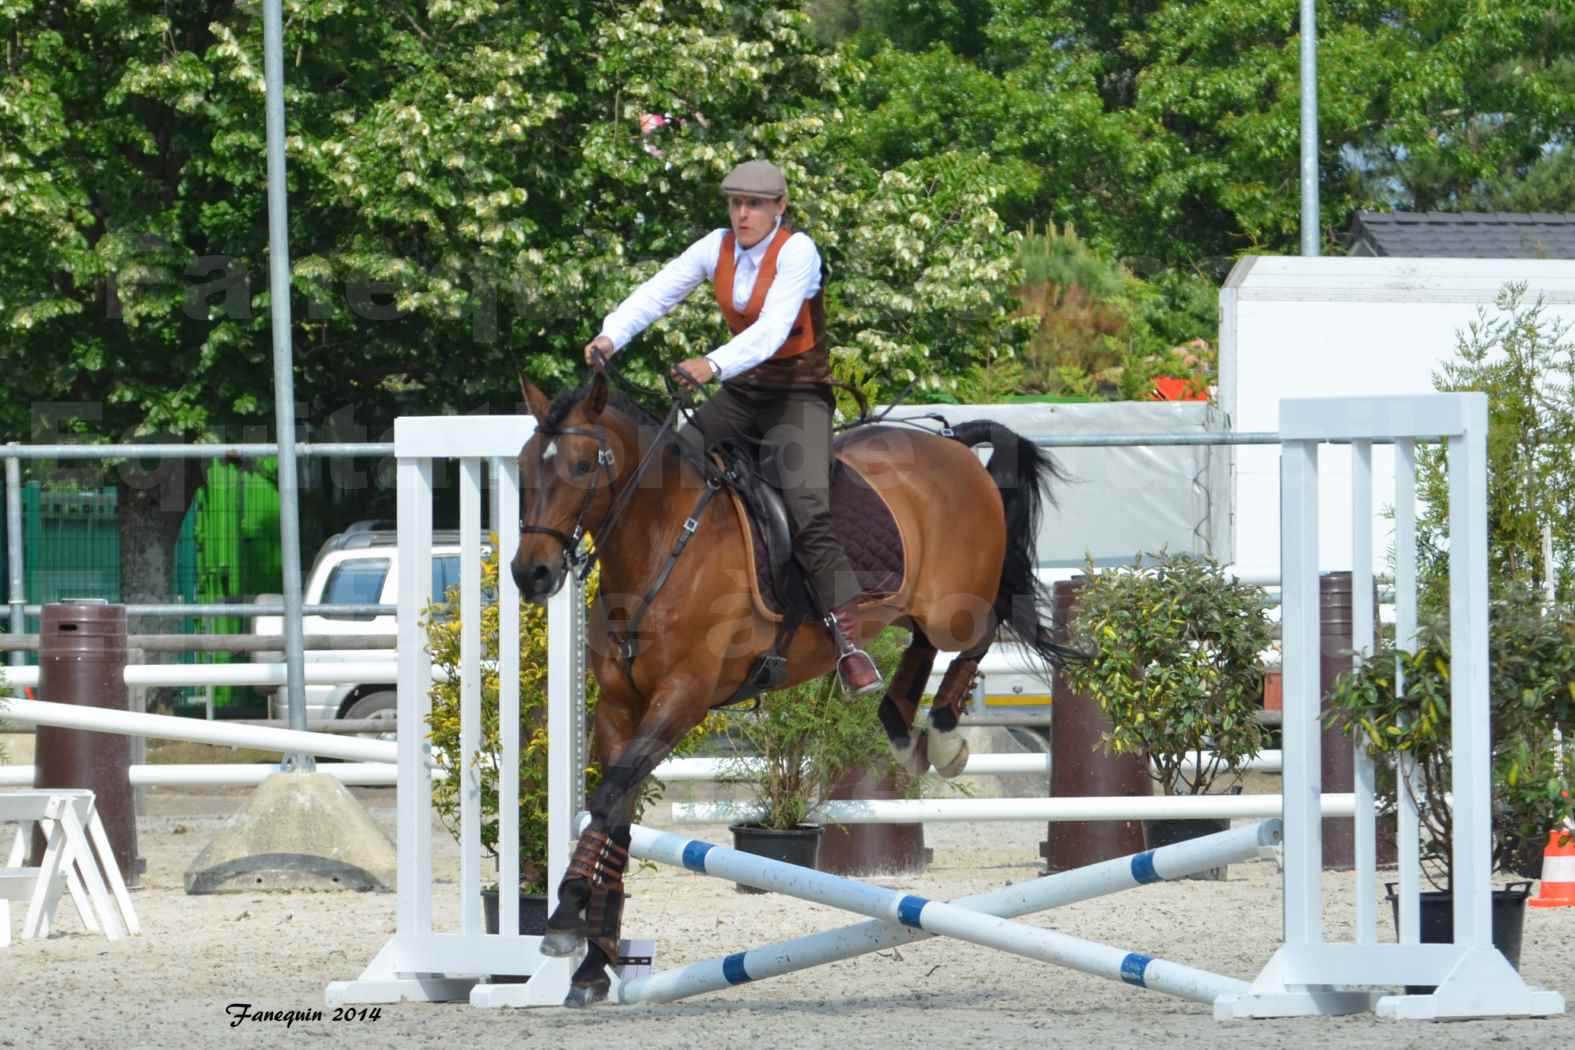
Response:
[950,420,1084,669]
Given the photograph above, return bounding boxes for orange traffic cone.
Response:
[1529,828,1575,909]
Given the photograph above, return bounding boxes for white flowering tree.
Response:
[0,0,1024,599]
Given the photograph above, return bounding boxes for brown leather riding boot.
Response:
[826,601,883,697]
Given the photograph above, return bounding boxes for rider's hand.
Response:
[670,356,719,389]
[584,335,615,369]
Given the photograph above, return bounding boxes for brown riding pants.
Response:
[685,382,861,610]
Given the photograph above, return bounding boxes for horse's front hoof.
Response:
[563,979,610,1009]
[540,929,585,958]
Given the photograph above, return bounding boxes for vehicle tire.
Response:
[344,690,398,739]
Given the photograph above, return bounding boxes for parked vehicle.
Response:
[252,521,488,724]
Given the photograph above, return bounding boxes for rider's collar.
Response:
[732,218,783,266]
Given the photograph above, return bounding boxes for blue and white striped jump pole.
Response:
[621,820,1280,1006]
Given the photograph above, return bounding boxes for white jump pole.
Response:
[0,762,433,788]
[2,661,410,690]
[674,794,1355,825]
[621,819,1281,1005]
[0,697,405,765]
[653,751,1284,781]
[627,824,1250,1006]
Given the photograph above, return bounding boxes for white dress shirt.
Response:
[598,220,823,382]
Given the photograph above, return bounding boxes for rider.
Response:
[581,159,882,696]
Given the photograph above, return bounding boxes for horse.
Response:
[510,369,1074,1006]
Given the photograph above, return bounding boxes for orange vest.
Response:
[713,225,824,358]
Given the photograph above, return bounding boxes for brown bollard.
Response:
[816,764,931,877]
[1040,578,1149,872]
[1319,571,1380,870]
[33,601,141,885]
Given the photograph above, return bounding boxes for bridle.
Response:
[519,423,618,580]
[519,401,687,583]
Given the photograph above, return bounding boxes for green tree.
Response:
[1416,285,1575,607]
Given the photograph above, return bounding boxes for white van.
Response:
[253,522,488,724]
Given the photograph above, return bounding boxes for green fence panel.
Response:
[178,462,282,713]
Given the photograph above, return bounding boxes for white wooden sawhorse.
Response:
[1,787,140,946]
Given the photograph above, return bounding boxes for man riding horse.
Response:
[514,160,1073,1007]
[581,159,882,698]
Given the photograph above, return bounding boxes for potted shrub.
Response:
[1063,552,1273,879]
[1325,581,1575,977]
[719,627,914,891]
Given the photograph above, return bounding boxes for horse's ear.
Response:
[585,370,608,420]
[519,374,550,421]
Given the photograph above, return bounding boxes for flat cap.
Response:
[721,160,787,199]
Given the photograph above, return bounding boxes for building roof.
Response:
[1346,211,1575,259]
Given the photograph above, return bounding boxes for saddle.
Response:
[710,439,907,623]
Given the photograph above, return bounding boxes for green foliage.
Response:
[809,0,995,59]
[1325,581,1575,888]
[1064,553,1273,796]
[1416,284,1575,608]
[8,0,1575,456]
[720,627,909,829]
[812,152,1032,401]
[1012,224,1216,400]
[0,1,1029,440]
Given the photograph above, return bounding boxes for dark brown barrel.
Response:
[816,764,930,877]
[1040,578,1149,872]
[33,602,140,885]
[1319,571,1381,870]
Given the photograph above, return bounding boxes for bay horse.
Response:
[511,370,1073,1006]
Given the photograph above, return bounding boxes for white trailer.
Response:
[1220,255,1575,578]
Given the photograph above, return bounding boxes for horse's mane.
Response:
[543,382,662,433]
[542,381,708,484]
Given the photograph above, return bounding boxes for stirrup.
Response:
[836,648,883,697]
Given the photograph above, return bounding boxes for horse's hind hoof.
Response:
[926,739,963,780]
[563,979,610,1008]
[539,929,585,958]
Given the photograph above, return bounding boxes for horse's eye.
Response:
[572,460,593,477]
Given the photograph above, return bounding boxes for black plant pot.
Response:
[1384,881,1533,995]
[479,889,551,983]
[481,888,550,936]
[729,823,823,894]
[1141,818,1233,881]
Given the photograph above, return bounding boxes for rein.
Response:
[522,360,732,700]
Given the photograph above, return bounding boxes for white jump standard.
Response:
[619,819,1282,1005]
[1217,394,1563,1020]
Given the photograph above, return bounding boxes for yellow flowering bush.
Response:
[426,543,600,894]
